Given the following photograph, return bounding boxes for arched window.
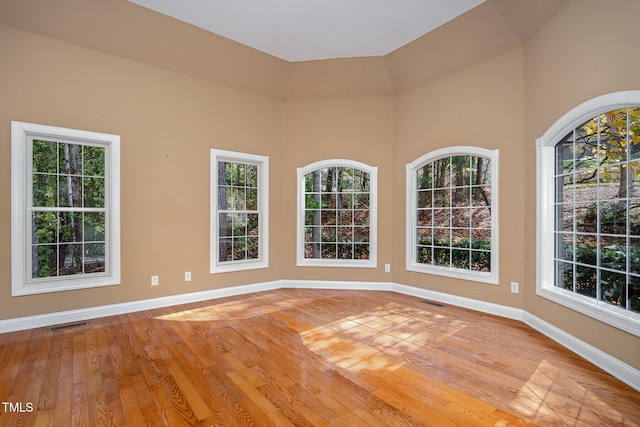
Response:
[406,147,499,284]
[297,159,377,268]
[537,91,640,336]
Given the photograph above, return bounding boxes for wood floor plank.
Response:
[0,288,639,426]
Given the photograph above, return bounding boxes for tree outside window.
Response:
[407,147,499,284]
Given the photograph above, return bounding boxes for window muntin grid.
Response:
[553,107,640,315]
[415,154,493,273]
[217,161,260,262]
[303,166,371,260]
[29,138,108,281]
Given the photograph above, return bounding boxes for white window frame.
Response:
[537,90,640,337]
[11,121,121,296]
[406,146,499,284]
[296,159,378,268]
[210,149,269,274]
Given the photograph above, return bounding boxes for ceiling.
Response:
[0,0,570,99]
[128,0,486,62]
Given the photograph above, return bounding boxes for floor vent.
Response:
[47,321,88,331]
[420,300,445,307]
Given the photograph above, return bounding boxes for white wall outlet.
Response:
[151,275,159,286]
[510,281,519,293]
[185,271,191,281]
[385,264,391,272]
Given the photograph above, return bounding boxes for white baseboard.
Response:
[0,279,637,391]
[523,312,640,392]
[0,280,284,334]
[391,283,525,321]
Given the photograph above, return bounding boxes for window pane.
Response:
[33,212,57,244]
[84,243,105,273]
[575,265,597,298]
[434,247,450,267]
[246,188,258,210]
[59,212,82,243]
[433,228,450,246]
[83,177,105,208]
[631,238,640,275]
[471,251,490,272]
[417,164,432,190]
[32,174,57,207]
[32,140,58,173]
[354,226,369,243]
[417,209,432,227]
[417,190,432,208]
[60,175,83,207]
[59,244,83,276]
[600,270,626,308]
[417,246,432,264]
[452,249,470,269]
[84,212,105,241]
[630,275,640,314]
[33,245,58,278]
[233,238,246,260]
[555,260,574,291]
[600,236,626,272]
[219,213,232,238]
[58,143,82,175]
[84,145,105,177]
[452,228,470,248]
[432,158,451,188]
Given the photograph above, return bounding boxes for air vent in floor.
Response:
[47,321,88,331]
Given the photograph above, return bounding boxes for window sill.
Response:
[297,259,377,268]
[406,263,498,285]
[537,285,640,337]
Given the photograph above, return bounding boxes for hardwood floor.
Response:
[0,288,638,426]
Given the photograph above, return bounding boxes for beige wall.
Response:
[523,0,640,369]
[281,98,394,281]
[0,25,283,319]
[392,48,525,307]
[1,0,639,371]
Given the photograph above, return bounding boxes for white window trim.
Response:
[536,90,640,337]
[296,159,378,268]
[210,149,269,274]
[406,146,499,284]
[11,121,121,296]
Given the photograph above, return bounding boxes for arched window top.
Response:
[296,159,378,268]
[407,146,499,170]
[406,146,499,284]
[537,91,640,148]
[298,158,378,176]
[536,90,640,337]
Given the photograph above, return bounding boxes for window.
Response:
[11,121,120,296]
[210,149,269,273]
[297,159,377,268]
[537,91,640,336]
[406,147,499,284]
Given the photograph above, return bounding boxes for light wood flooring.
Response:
[0,288,639,426]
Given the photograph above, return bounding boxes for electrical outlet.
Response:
[385,264,391,272]
[185,271,191,282]
[510,281,519,293]
[151,275,159,286]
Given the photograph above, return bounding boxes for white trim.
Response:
[210,149,269,273]
[406,146,499,285]
[0,280,636,391]
[296,159,378,268]
[392,282,522,320]
[11,121,121,296]
[283,279,392,291]
[523,312,640,392]
[536,91,640,337]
